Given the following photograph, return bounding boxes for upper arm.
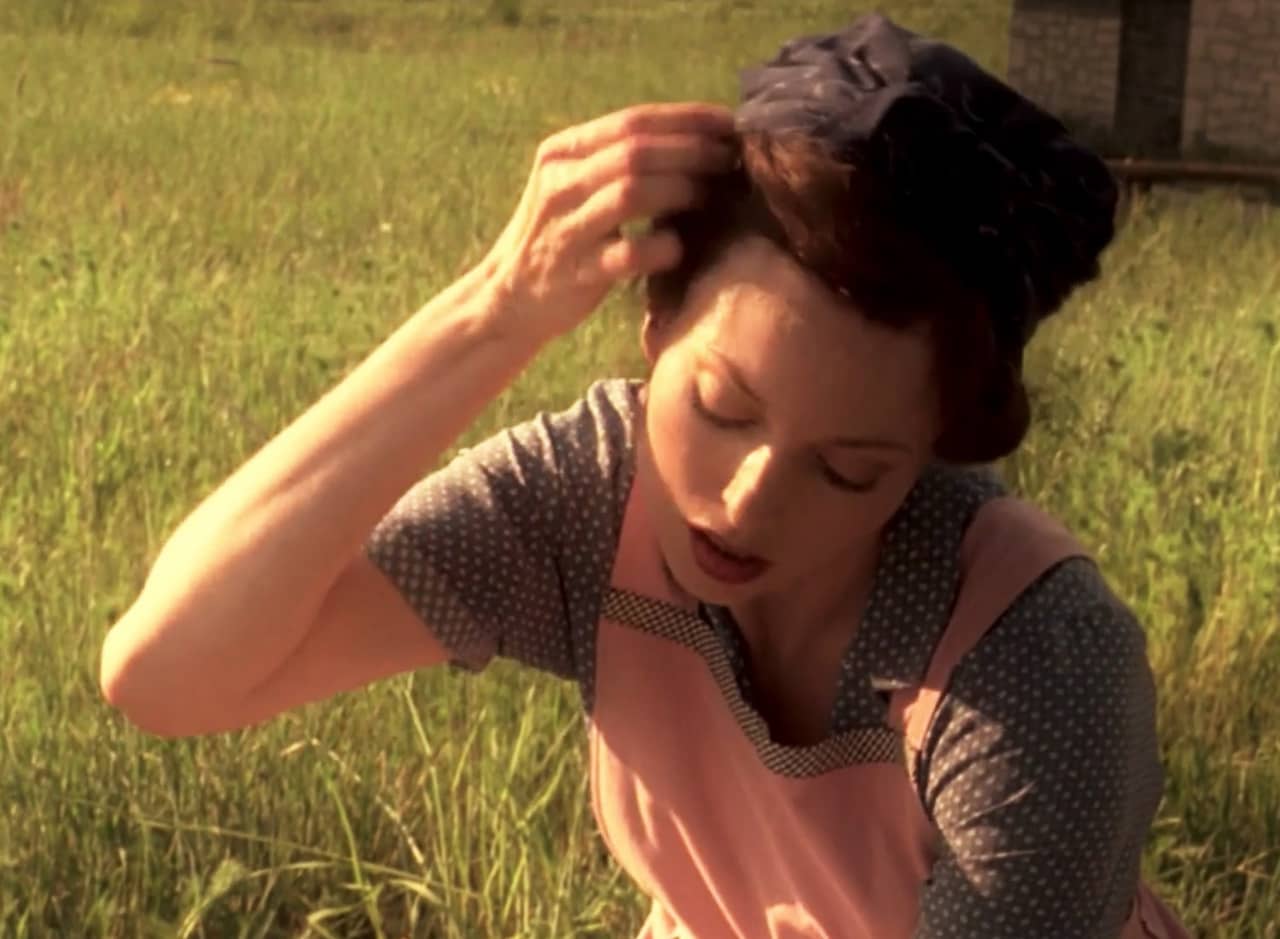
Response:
[222,552,451,734]
[195,380,634,736]
[912,559,1165,939]
[361,380,633,686]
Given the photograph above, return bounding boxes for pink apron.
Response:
[587,466,1189,938]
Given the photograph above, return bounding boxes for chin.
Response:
[662,543,761,607]
[658,549,704,602]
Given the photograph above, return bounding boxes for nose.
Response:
[720,445,781,537]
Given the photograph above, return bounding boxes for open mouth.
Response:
[688,525,771,584]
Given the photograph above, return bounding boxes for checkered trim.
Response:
[602,588,906,778]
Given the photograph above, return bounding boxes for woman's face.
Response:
[636,236,940,624]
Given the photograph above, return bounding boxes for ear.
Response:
[640,309,664,367]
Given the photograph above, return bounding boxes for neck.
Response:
[730,533,881,656]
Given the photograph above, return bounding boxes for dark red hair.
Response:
[643,131,1102,464]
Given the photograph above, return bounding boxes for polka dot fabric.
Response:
[832,462,1005,730]
[916,559,1163,938]
[363,376,1165,937]
[363,378,639,706]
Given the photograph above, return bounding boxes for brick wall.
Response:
[1010,0,1280,160]
[1183,0,1280,160]
[1008,0,1123,147]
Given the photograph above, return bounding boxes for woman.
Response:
[100,13,1190,938]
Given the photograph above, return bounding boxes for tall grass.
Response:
[1,1,1277,936]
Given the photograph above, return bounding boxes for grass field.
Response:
[2,1,1278,936]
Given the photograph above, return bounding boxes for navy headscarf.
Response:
[734,13,1118,357]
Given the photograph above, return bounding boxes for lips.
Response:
[688,524,772,585]
[694,526,765,564]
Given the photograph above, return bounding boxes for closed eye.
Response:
[690,384,752,429]
[690,385,879,494]
[820,464,878,493]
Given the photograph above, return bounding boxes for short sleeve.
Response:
[362,379,638,696]
[913,558,1165,939]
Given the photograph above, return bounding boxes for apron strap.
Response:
[887,495,1089,789]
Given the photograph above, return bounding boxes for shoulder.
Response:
[961,525,1152,694]
[938,483,1153,688]
[529,376,642,555]
[916,490,1161,779]
[468,377,640,480]
[924,538,1160,785]
[372,377,640,533]
[440,376,641,512]
[915,551,1165,936]
[362,378,642,685]
[543,376,643,480]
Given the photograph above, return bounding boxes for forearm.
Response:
[102,257,543,705]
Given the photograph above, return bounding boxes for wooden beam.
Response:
[1105,157,1280,187]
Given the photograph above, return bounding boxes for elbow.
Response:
[98,622,137,714]
[102,694,189,740]
[99,616,204,739]
[99,633,169,737]
[101,673,208,740]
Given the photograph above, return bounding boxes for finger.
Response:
[571,173,704,243]
[530,133,734,232]
[595,228,683,281]
[541,102,736,161]
[580,133,739,189]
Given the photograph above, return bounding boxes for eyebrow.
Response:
[702,349,911,454]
